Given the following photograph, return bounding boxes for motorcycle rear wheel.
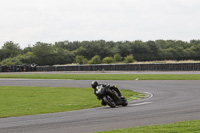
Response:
[103,95,116,108]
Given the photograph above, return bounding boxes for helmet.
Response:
[91,81,98,88]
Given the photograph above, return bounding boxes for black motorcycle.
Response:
[95,85,128,108]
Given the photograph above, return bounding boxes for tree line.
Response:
[0,39,200,66]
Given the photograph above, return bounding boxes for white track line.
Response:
[128,91,153,106]
[144,91,154,100]
[130,102,152,106]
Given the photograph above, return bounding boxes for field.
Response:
[0,74,200,80]
[0,86,139,118]
[94,120,200,133]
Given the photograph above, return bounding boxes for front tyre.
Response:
[103,95,116,108]
[121,98,128,106]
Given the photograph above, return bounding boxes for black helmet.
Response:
[91,81,98,88]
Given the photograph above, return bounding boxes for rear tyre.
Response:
[103,95,116,108]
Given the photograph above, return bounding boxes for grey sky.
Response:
[0,0,200,48]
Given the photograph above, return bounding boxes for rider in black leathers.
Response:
[91,80,124,106]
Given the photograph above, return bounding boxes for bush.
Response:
[102,57,114,64]
[88,55,101,64]
[1,57,22,66]
[124,54,135,63]
[19,52,36,64]
[114,54,123,62]
[103,57,114,64]
[75,55,88,64]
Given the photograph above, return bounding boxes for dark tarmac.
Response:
[0,78,200,133]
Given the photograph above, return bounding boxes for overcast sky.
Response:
[0,0,200,48]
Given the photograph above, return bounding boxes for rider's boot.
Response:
[113,86,124,99]
[117,92,125,99]
[119,94,125,99]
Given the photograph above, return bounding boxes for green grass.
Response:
[0,74,200,80]
[93,120,200,133]
[0,86,139,118]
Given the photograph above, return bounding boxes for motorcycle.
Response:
[95,85,128,108]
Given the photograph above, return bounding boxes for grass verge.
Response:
[0,86,139,118]
[0,74,200,80]
[93,120,200,133]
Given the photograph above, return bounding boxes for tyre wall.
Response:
[1,63,200,72]
[0,65,37,72]
[36,63,200,71]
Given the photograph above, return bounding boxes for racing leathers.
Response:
[93,83,123,106]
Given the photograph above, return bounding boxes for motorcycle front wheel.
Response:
[121,98,128,106]
[103,95,116,108]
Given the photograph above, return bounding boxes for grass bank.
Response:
[0,74,200,80]
[94,120,200,133]
[0,86,139,118]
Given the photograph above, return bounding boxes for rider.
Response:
[91,80,124,105]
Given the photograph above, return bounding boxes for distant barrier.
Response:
[36,63,200,71]
[1,63,200,72]
[0,64,37,72]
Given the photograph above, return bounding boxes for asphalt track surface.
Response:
[0,78,200,133]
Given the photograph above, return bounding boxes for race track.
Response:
[0,79,200,133]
